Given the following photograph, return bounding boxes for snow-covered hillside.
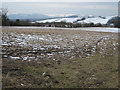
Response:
[55,18,80,23]
[35,19,58,23]
[77,16,115,24]
[32,15,117,25]
[33,18,81,23]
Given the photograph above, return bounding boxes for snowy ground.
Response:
[2,26,118,88]
[2,27,118,63]
[33,16,116,24]
[9,26,119,33]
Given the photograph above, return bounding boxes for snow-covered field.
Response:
[33,16,116,25]
[77,16,115,24]
[33,18,81,23]
[2,27,118,62]
[10,26,119,33]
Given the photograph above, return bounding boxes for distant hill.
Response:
[8,14,119,27]
[33,15,118,26]
[8,14,79,22]
[8,14,49,21]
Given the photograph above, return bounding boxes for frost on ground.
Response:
[2,27,118,63]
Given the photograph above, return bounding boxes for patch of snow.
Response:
[23,57,28,60]
[56,18,80,23]
[47,53,53,56]
[10,56,20,60]
[82,27,118,33]
[36,19,58,23]
[78,17,108,24]
[42,72,46,75]
[2,43,8,46]
[21,83,24,86]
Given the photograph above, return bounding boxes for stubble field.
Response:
[2,27,118,88]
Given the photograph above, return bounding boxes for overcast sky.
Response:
[2,1,118,17]
[2,0,119,2]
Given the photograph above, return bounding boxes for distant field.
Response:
[2,27,118,88]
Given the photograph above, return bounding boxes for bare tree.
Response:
[0,8,9,26]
